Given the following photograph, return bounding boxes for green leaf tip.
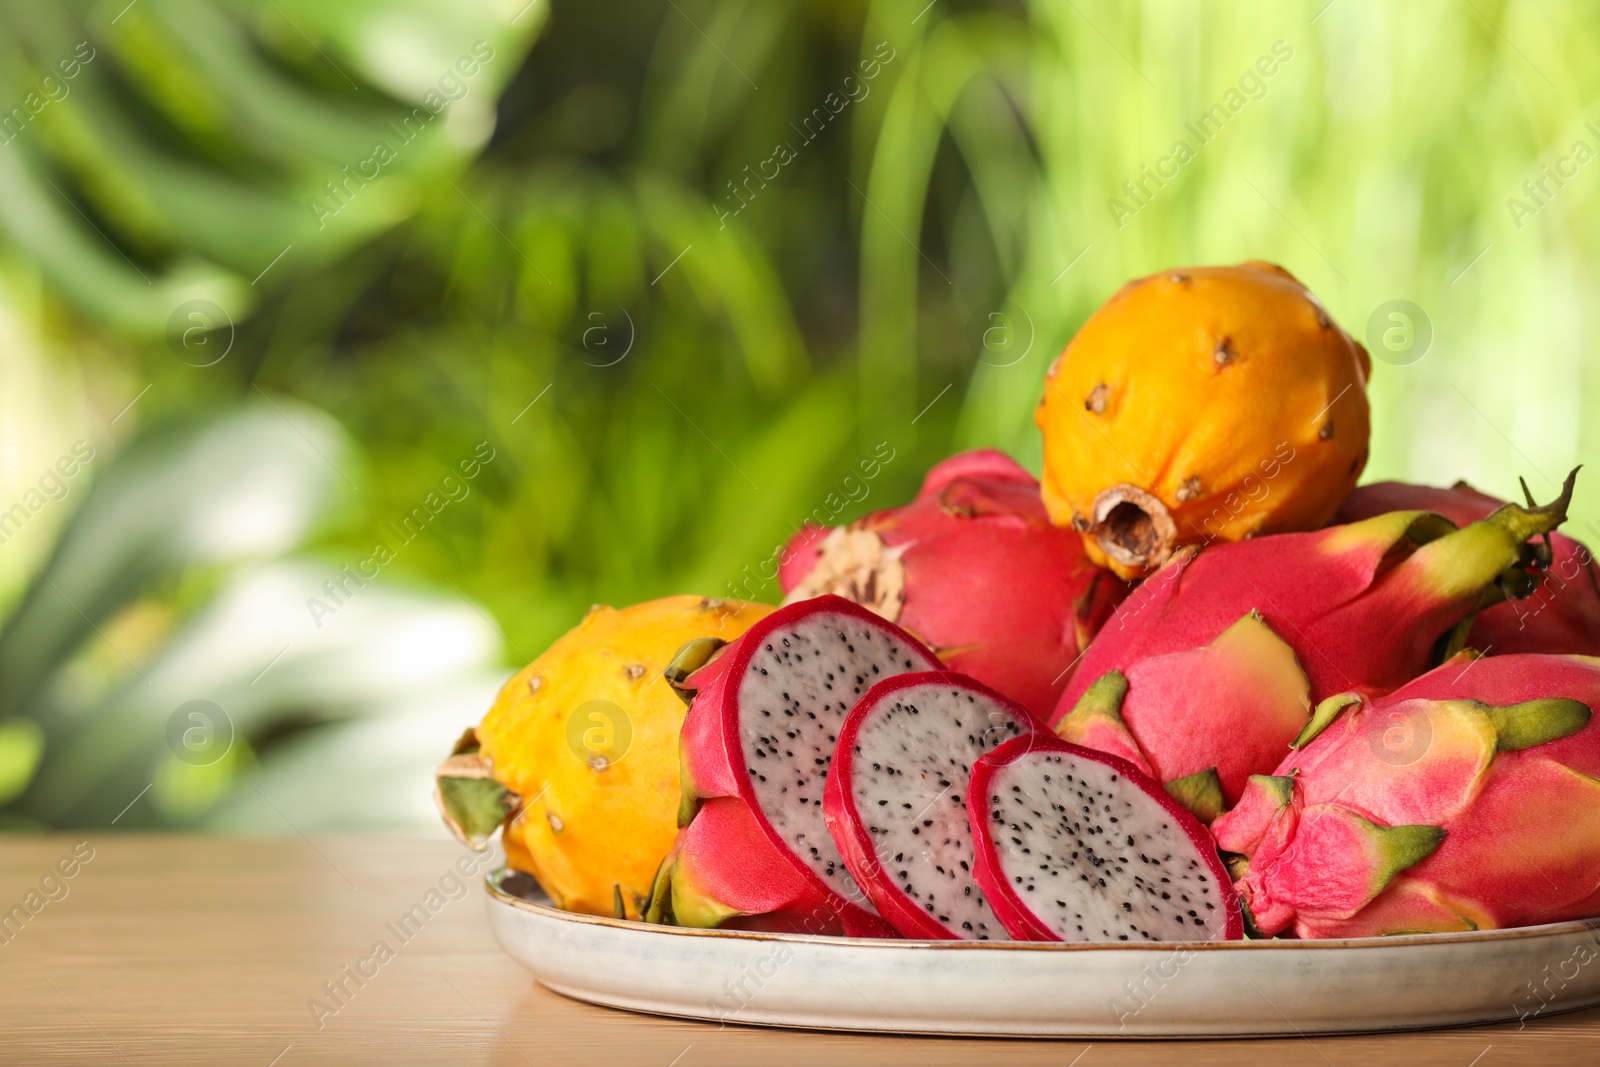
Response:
[677,747,701,828]
[1488,466,1579,545]
[435,775,514,849]
[643,852,676,925]
[1165,767,1225,824]
[435,731,517,850]
[1292,693,1361,749]
[1247,773,1297,809]
[1372,821,1447,886]
[1070,670,1129,722]
[664,636,728,707]
[1487,697,1592,752]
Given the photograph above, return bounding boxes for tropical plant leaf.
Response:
[0,0,542,332]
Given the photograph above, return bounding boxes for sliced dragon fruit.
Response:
[823,672,1040,940]
[659,594,944,934]
[969,733,1243,943]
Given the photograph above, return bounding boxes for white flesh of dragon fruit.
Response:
[846,680,1034,939]
[742,611,939,904]
[980,748,1233,942]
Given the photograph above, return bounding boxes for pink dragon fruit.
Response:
[1051,472,1579,814]
[1212,653,1600,938]
[781,449,1128,720]
[823,671,1039,940]
[968,732,1243,942]
[647,595,940,935]
[778,523,830,591]
[1337,480,1600,657]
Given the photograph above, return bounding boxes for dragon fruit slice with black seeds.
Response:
[823,672,1041,940]
[652,595,943,934]
[969,733,1243,943]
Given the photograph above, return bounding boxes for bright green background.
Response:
[0,0,1592,832]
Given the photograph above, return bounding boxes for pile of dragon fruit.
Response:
[447,263,1600,945]
[646,451,1600,943]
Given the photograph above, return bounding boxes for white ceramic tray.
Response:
[485,869,1600,1038]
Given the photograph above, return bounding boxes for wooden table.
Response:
[1,835,1595,1065]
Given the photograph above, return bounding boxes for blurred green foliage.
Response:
[0,0,1594,831]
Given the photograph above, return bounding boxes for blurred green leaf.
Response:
[0,0,542,331]
[0,718,44,805]
[0,401,357,724]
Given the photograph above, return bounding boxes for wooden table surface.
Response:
[1,835,1596,1066]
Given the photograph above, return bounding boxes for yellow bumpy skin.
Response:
[1036,261,1371,579]
[440,596,771,918]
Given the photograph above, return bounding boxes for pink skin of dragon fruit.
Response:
[823,671,1040,940]
[1051,472,1580,812]
[1337,480,1600,656]
[1212,653,1600,938]
[778,523,830,592]
[654,595,942,936]
[968,732,1243,942]
[781,449,1129,721]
